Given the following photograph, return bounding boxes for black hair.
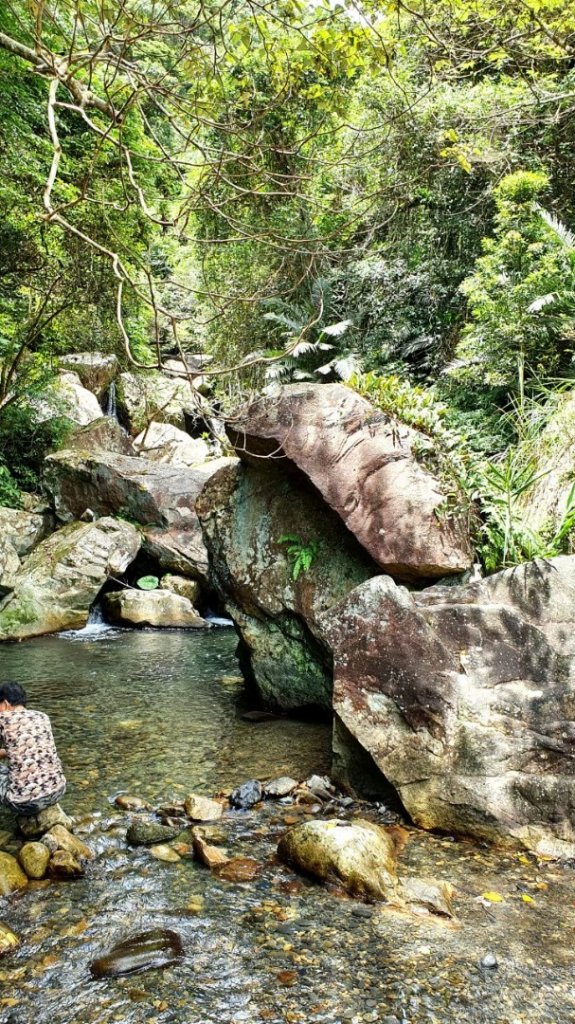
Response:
[0,682,27,706]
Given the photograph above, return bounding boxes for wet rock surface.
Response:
[90,928,184,978]
[0,851,28,894]
[104,589,207,629]
[328,557,575,850]
[230,779,263,809]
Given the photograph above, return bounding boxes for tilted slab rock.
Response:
[0,517,140,640]
[197,459,376,710]
[44,448,236,531]
[227,383,473,581]
[327,557,575,851]
[104,589,207,629]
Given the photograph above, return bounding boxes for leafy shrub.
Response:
[0,462,21,508]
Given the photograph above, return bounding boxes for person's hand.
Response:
[0,749,7,759]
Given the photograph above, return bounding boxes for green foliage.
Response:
[278,534,320,581]
[0,462,22,509]
[136,576,160,591]
[0,405,72,493]
[452,171,575,395]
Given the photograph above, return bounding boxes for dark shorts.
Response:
[0,763,66,817]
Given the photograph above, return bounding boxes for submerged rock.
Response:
[192,834,229,868]
[114,795,153,813]
[104,589,207,629]
[0,852,28,895]
[18,842,51,880]
[398,877,455,918]
[0,518,140,641]
[149,844,181,863]
[230,780,262,810]
[328,558,575,848]
[49,849,85,878]
[214,857,261,882]
[227,383,473,581]
[90,928,184,978]
[127,821,184,846]
[278,819,397,900]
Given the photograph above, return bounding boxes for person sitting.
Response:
[0,682,66,818]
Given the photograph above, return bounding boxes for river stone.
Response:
[117,370,200,434]
[278,819,398,900]
[226,383,473,581]
[399,877,455,918]
[184,794,224,821]
[149,844,181,863]
[114,795,153,812]
[134,422,210,468]
[214,857,261,882]
[49,849,85,878]
[18,842,51,880]
[47,825,93,863]
[65,417,135,456]
[104,589,207,629]
[328,557,575,848]
[159,574,201,604]
[197,458,376,710]
[230,780,262,809]
[0,922,19,957]
[0,518,140,641]
[90,928,184,978]
[192,835,230,868]
[127,821,184,846]
[58,352,119,397]
[0,852,28,895]
[264,777,299,799]
[17,804,74,838]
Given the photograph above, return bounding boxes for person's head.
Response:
[0,682,27,711]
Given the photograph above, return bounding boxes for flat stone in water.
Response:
[126,821,184,846]
[90,928,184,978]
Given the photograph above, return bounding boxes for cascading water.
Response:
[104,379,117,419]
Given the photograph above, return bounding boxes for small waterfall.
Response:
[105,380,117,419]
[59,602,112,638]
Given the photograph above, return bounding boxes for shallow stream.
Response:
[1,627,575,1024]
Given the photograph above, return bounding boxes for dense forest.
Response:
[2,0,575,571]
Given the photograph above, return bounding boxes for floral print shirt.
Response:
[0,709,66,806]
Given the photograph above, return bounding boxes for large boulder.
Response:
[227,384,473,581]
[278,819,398,900]
[141,527,209,582]
[44,448,236,531]
[134,422,210,467]
[65,417,135,456]
[0,507,49,556]
[327,557,575,852]
[0,517,140,640]
[104,589,207,628]
[33,371,103,427]
[197,460,376,710]
[0,536,19,597]
[58,353,119,397]
[117,370,199,434]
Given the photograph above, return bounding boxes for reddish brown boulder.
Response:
[327,557,575,853]
[227,384,472,581]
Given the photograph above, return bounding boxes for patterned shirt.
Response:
[0,708,66,806]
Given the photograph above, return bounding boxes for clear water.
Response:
[0,630,574,1024]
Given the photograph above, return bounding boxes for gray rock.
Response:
[264,777,299,799]
[134,422,210,468]
[33,371,103,427]
[230,780,263,809]
[65,417,134,456]
[480,953,499,969]
[58,352,119,397]
[117,370,198,434]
